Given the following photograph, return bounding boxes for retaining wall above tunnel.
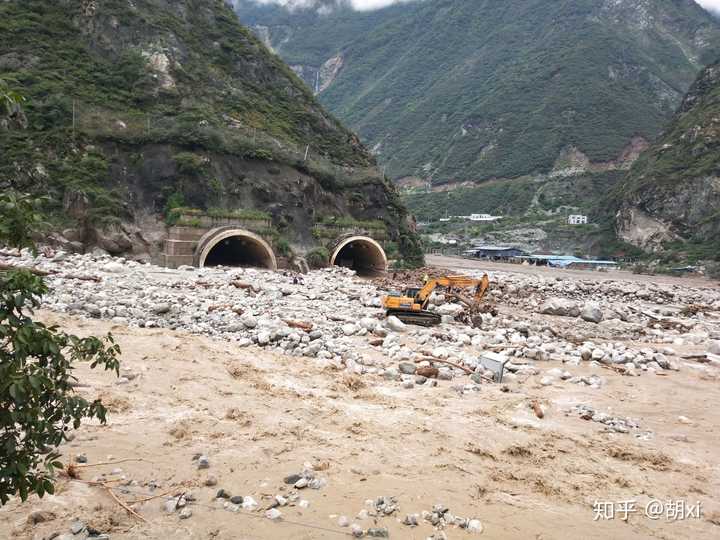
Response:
[194,227,277,270]
[330,236,387,276]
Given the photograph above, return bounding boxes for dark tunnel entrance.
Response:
[197,229,277,270]
[331,236,387,277]
[204,236,273,268]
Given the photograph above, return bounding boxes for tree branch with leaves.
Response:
[0,77,27,131]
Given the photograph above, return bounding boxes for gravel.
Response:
[2,249,718,398]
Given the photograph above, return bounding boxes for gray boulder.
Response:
[386,316,407,333]
[241,314,258,329]
[436,303,464,316]
[539,298,579,317]
[580,303,603,323]
[101,261,125,273]
[152,302,171,315]
[359,317,378,332]
[398,362,416,375]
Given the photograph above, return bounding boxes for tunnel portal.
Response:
[195,228,277,270]
[330,236,387,276]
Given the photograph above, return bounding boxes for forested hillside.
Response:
[0,0,421,263]
[236,0,720,186]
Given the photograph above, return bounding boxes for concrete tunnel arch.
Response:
[194,227,277,270]
[330,236,387,276]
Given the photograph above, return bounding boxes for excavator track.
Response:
[386,309,442,327]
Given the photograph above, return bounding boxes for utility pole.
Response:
[72,99,76,138]
[303,144,309,162]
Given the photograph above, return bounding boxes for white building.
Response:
[437,213,502,223]
[469,213,502,222]
[428,233,458,245]
[568,214,588,225]
[454,213,503,222]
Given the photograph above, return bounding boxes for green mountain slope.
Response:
[616,59,720,259]
[0,0,421,264]
[235,0,720,185]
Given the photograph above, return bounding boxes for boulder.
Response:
[386,316,407,333]
[398,362,416,375]
[101,261,125,273]
[241,314,258,328]
[467,519,483,533]
[152,302,171,315]
[265,508,282,521]
[653,353,670,370]
[580,303,604,323]
[436,303,464,316]
[27,510,57,525]
[359,317,378,331]
[341,323,358,336]
[539,298,579,317]
[96,227,134,255]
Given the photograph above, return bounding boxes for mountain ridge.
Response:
[235,0,720,186]
[0,0,422,265]
[616,58,720,259]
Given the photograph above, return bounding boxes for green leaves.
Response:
[0,192,48,253]
[0,272,122,503]
[0,76,26,119]
[0,192,121,505]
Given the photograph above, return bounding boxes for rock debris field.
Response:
[2,250,720,540]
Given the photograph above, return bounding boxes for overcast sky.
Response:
[697,0,720,12]
[250,0,720,12]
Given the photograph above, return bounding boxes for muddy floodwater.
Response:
[2,252,719,539]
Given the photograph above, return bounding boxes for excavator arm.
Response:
[437,275,490,308]
[416,275,489,304]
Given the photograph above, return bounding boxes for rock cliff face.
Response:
[0,0,421,265]
[617,60,720,254]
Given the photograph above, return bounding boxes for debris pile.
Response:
[2,249,719,395]
[569,404,637,432]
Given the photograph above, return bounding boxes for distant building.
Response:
[468,213,502,222]
[463,246,527,260]
[520,255,617,269]
[568,214,588,225]
[428,233,458,245]
[436,213,502,223]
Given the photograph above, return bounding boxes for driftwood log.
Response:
[0,262,101,282]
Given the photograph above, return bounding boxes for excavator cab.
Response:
[403,287,422,299]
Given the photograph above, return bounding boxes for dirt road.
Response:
[427,255,717,288]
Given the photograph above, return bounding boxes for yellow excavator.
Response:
[382,274,490,326]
